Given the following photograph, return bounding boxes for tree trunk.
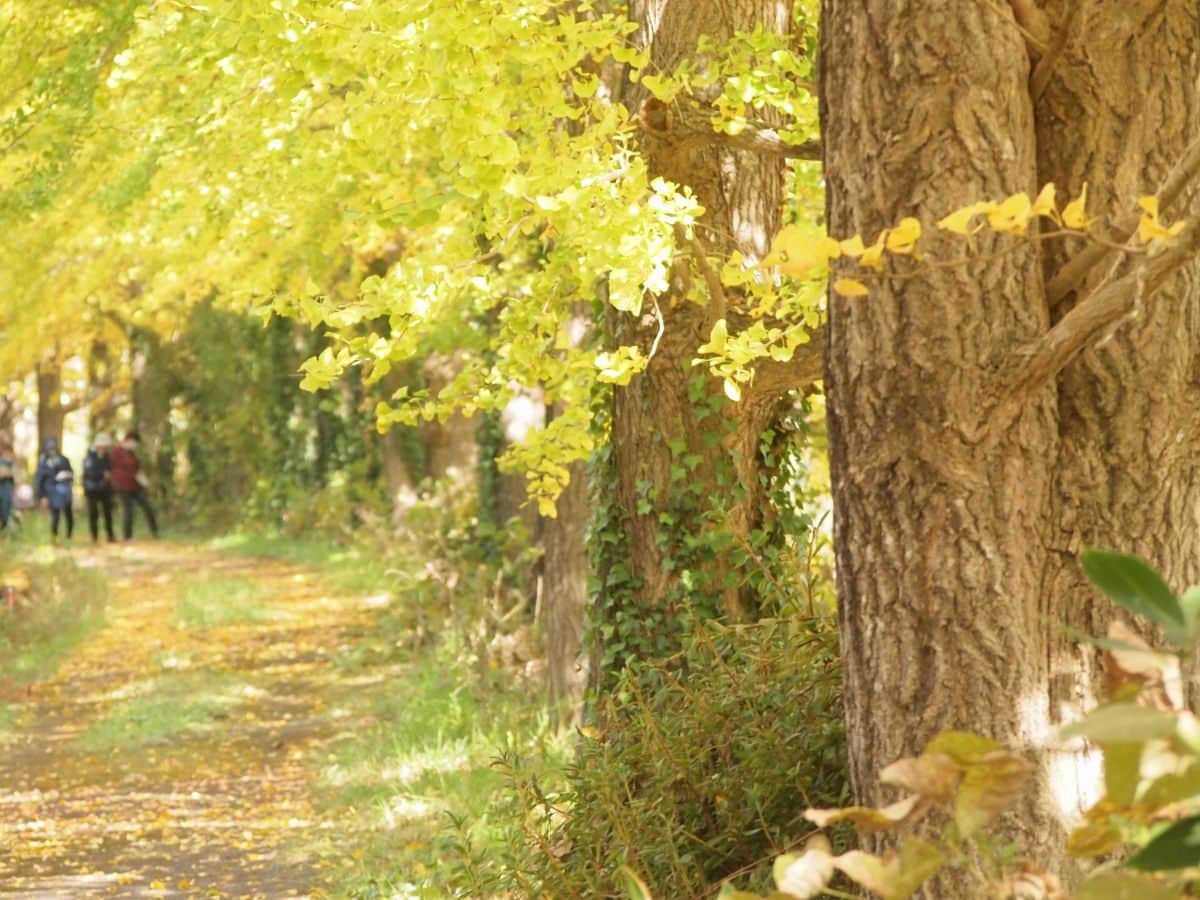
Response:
[602,0,796,662]
[36,362,65,450]
[380,424,417,523]
[822,0,1200,876]
[420,350,479,482]
[544,456,589,725]
[1032,1,1200,818]
[87,339,116,435]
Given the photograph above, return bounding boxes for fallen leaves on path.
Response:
[0,541,380,898]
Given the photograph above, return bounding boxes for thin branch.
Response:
[747,324,826,402]
[712,127,821,161]
[1046,133,1200,305]
[1030,3,1080,101]
[674,223,727,320]
[640,100,821,161]
[968,224,1200,446]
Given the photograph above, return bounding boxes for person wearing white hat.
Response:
[82,432,116,543]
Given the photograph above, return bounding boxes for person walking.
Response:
[82,432,117,543]
[110,430,159,540]
[0,441,15,532]
[35,437,75,541]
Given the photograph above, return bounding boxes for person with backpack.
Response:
[109,430,159,540]
[82,432,116,543]
[35,437,75,541]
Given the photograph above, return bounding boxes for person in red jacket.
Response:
[109,430,160,540]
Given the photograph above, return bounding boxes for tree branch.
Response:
[747,324,826,403]
[1029,3,1079,101]
[674,222,727,321]
[969,224,1200,446]
[1046,133,1200,306]
[639,99,821,161]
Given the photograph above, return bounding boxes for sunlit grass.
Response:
[174,575,284,630]
[0,548,107,685]
[77,670,249,750]
[307,635,563,898]
[201,532,391,594]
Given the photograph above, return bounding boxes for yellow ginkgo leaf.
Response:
[885,217,921,254]
[1137,215,1187,244]
[839,234,866,257]
[1062,183,1092,230]
[833,278,870,297]
[986,192,1032,235]
[860,234,887,271]
[1135,194,1187,244]
[723,378,743,402]
[768,227,842,277]
[1031,183,1057,218]
[937,202,989,236]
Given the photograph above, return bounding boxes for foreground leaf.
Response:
[924,731,999,765]
[1075,871,1180,900]
[804,794,922,832]
[880,752,960,803]
[1081,549,1185,642]
[1061,703,1179,745]
[833,840,944,899]
[773,835,834,899]
[954,750,1033,836]
[1127,815,1200,871]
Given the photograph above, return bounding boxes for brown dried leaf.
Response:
[804,794,923,833]
[880,753,961,803]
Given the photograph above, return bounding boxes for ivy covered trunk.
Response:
[822,0,1200,876]
[599,0,797,670]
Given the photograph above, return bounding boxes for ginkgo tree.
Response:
[822,0,1200,888]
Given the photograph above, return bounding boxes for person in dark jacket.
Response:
[35,437,74,540]
[82,432,116,543]
[109,430,159,540]
[0,441,14,532]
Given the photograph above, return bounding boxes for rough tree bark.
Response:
[544,455,589,724]
[822,0,1200,871]
[1034,1,1200,817]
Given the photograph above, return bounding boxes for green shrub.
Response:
[470,616,849,898]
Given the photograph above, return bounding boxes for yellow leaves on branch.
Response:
[937,182,1065,237]
[764,220,918,281]
[1061,183,1092,230]
[765,183,1187,295]
[1136,195,1188,244]
[832,278,870,297]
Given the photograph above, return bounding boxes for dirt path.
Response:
[0,542,379,898]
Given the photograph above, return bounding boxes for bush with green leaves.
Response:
[464,615,848,898]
